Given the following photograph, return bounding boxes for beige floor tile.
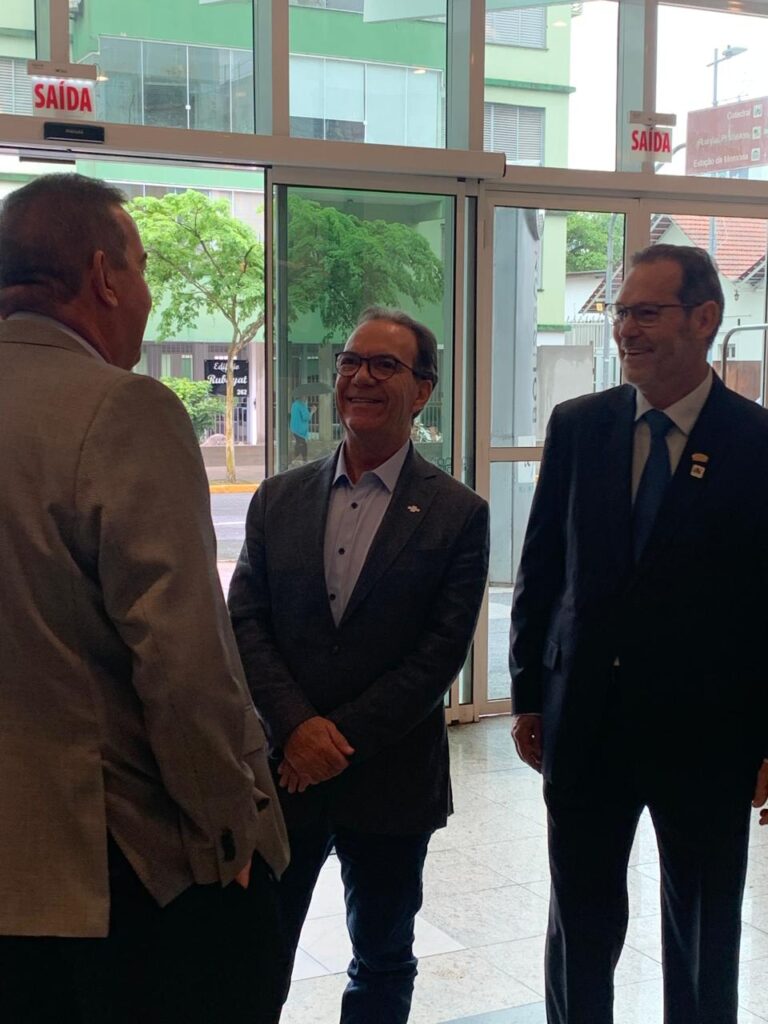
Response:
[422,846,513,898]
[421,883,549,948]
[298,911,465,975]
[465,835,550,885]
[739,956,768,1019]
[281,972,347,1024]
[409,948,541,1024]
[291,948,330,982]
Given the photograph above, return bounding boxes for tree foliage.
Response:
[285,196,444,340]
[129,189,444,480]
[161,377,224,442]
[566,212,624,273]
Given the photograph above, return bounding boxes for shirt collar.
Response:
[333,439,411,493]
[6,312,107,363]
[634,368,713,437]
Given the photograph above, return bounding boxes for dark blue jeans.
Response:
[279,822,432,1024]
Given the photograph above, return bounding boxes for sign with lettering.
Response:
[686,97,768,175]
[32,79,94,119]
[629,125,673,161]
[204,359,249,400]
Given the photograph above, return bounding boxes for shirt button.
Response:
[338,547,345,555]
[351,502,358,509]
[329,593,336,601]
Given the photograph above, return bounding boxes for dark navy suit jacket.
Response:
[510,376,768,786]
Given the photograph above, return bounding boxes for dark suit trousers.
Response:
[543,702,753,1024]
[277,821,432,1024]
[0,837,287,1024]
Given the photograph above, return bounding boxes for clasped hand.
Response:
[278,716,355,794]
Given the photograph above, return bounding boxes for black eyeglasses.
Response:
[335,352,426,382]
[605,302,697,326]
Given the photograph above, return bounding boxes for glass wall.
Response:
[491,205,625,448]
[0,0,41,116]
[483,1,619,171]
[273,184,454,474]
[657,5,768,179]
[289,1,447,147]
[651,211,768,402]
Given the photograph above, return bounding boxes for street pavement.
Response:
[211,491,251,562]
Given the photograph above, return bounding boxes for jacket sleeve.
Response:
[227,482,319,748]
[76,373,267,886]
[326,498,489,762]
[509,408,567,715]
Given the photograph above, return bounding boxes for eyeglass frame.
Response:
[605,302,699,327]
[334,351,431,382]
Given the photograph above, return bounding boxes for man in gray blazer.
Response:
[229,307,489,1023]
[0,174,288,1024]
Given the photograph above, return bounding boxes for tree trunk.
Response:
[225,340,239,484]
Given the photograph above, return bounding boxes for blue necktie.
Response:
[633,409,673,562]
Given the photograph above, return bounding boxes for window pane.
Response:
[289,1,446,148]
[650,212,768,402]
[487,460,540,702]
[492,206,625,446]
[0,0,42,116]
[484,1,619,172]
[657,5,768,179]
[70,0,256,134]
[274,186,454,474]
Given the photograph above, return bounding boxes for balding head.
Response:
[0,174,128,317]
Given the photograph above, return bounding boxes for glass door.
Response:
[473,193,638,717]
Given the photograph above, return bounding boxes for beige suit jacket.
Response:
[0,318,288,938]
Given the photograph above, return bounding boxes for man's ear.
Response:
[694,299,720,341]
[413,379,434,416]
[91,250,119,309]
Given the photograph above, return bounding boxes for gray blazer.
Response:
[0,319,288,938]
[228,446,489,834]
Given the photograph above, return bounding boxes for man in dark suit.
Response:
[229,306,489,1023]
[509,243,768,1024]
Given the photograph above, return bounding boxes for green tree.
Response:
[129,190,264,483]
[161,377,224,441]
[129,190,443,482]
[566,212,624,273]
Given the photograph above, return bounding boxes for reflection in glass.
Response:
[651,213,768,405]
[491,206,624,446]
[274,187,454,474]
[289,3,446,148]
[484,2,618,171]
[0,0,39,115]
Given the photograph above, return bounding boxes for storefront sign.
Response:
[32,79,94,118]
[629,125,673,160]
[204,359,249,400]
[686,97,768,175]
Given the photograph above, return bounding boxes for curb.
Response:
[209,483,260,494]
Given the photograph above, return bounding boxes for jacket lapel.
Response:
[339,450,437,627]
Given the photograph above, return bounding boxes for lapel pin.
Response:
[692,453,709,464]
[690,465,706,479]
[407,505,421,513]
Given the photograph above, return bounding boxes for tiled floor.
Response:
[280,715,768,1024]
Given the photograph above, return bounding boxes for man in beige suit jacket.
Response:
[0,174,289,1024]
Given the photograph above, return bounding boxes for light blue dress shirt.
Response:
[323,440,410,626]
